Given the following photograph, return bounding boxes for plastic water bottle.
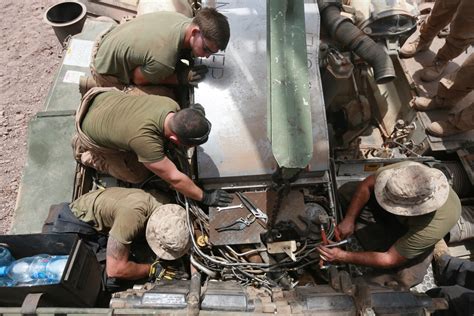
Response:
[29,255,69,282]
[0,255,68,286]
[0,246,14,266]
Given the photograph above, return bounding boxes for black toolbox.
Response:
[0,233,102,307]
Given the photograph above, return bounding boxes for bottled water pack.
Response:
[0,254,69,287]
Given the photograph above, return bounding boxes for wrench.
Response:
[216,204,244,212]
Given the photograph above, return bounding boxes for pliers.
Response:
[216,214,255,232]
[236,192,268,223]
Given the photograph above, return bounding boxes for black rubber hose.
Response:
[320,5,396,84]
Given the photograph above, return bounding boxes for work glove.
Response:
[201,189,233,207]
[149,260,188,281]
[178,64,209,87]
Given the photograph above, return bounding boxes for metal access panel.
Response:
[12,19,114,234]
[195,0,328,181]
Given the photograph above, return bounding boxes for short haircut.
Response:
[193,8,230,50]
[170,108,211,146]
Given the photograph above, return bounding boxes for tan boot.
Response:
[79,76,97,96]
[399,36,433,58]
[433,239,449,263]
[412,96,450,111]
[420,58,448,82]
[426,120,468,137]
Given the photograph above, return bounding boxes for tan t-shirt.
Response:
[374,161,461,259]
[82,91,178,163]
[70,188,162,244]
[93,12,190,84]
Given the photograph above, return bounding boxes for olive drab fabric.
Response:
[437,53,474,131]
[72,88,178,183]
[420,0,474,62]
[70,188,162,245]
[81,90,178,163]
[93,12,190,85]
[374,162,461,259]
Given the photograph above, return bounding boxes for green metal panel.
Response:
[11,19,115,234]
[267,0,313,170]
[11,112,76,234]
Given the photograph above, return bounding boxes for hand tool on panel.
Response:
[216,204,244,212]
[236,192,268,224]
[216,214,256,232]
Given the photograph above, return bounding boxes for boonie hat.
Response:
[146,204,190,260]
[374,163,449,216]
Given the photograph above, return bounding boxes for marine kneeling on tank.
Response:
[45,187,190,292]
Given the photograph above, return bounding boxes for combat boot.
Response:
[426,120,468,137]
[420,58,448,82]
[411,96,451,112]
[79,76,97,96]
[399,35,433,58]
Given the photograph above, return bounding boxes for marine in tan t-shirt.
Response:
[318,161,461,270]
[94,12,190,85]
[82,90,178,163]
[71,187,162,244]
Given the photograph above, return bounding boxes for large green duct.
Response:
[267,0,313,179]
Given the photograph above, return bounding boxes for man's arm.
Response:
[317,244,407,269]
[106,237,151,280]
[144,157,203,201]
[337,175,376,238]
[131,67,178,86]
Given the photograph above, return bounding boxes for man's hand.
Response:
[149,260,188,281]
[178,65,209,87]
[336,218,355,239]
[317,245,347,264]
[201,189,233,207]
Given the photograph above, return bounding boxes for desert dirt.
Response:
[0,0,62,234]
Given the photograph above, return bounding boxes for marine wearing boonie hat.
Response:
[374,163,450,216]
[146,204,190,260]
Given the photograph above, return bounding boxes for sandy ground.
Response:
[0,0,62,234]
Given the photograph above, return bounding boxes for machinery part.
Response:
[267,240,298,262]
[434,161,473,198]
[190,255,217,278]
[268,0,313,173]
[318,0,395,84]
[341,97,371,130]
[350,0,417,40]
[187,267,201,316]
[325,48,354,79]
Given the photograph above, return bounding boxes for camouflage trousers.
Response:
[438,53,474,130]
[72,87,151,184]
[420,0,474,62]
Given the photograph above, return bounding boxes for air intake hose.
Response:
[319,2,396,84]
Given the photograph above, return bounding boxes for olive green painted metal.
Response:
[11,19,113,234]
[267,0,313,172]
[11,113,76,234]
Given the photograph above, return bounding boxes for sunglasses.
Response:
[200,33,219,55]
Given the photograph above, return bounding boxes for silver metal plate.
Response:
[195,0,328,181]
